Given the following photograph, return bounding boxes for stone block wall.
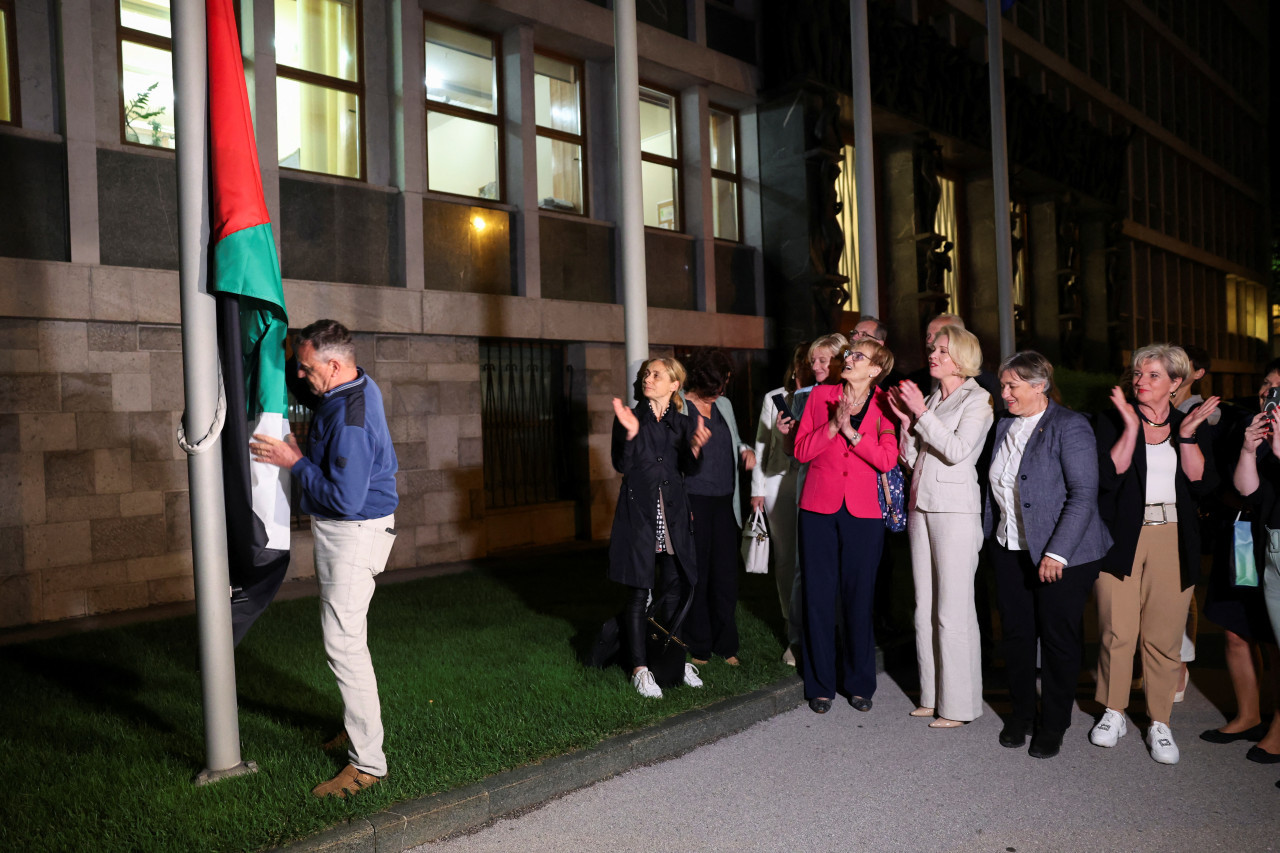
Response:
[0,318,190,627]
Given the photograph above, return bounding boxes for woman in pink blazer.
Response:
[794,338,899,714]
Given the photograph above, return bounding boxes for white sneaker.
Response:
[782,647,796,666]
[683,663,703,688]
[1147,722,1180,764]
[1090,708,1128,747]
[632,667,662,699]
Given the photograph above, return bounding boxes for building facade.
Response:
[0,0,1270,628]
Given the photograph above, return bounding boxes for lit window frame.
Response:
[708,103,742,243]
[276,0,367,182]
[533,48,587,216]
[639,82,682,233]
[0,0,19,126]
[423,14,504,203]
[116,1,172,149]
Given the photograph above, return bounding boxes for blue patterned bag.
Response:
[877,465,908,532]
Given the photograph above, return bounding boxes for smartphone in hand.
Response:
[1265,388,1280,433]
[772,393,794,424]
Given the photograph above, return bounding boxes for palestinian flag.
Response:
[206,0,291,645]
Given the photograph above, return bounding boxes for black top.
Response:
[685,404,734,497]
[1094,404,1218,590]
[608,401,698,589]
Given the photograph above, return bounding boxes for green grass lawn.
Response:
[0,547,795,852]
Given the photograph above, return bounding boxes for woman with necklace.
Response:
[610,358,711,699]
[681,348,756,668]
[793,338,898,714]
[1090,344,1219,764]
[888,325,993,729]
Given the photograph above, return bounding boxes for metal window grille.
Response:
[480,340,573,509]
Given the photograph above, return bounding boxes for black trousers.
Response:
[799,508,883,700]
[625,553,688,670]
[991,545,1101,735]
[686,493,740,660]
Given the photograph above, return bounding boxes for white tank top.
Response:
[1144,438,1178,504]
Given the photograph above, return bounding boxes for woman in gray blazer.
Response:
[983,351,1113,759]
[889,325,994,728]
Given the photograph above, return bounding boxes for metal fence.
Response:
[480,339,574,509]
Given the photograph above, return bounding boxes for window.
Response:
[534,53,585,214]
[276,0,363,180]
[118,0,175,148]
[836,144,860,311]
[0,0,18,125]
[934,174,960,313]
[1226,277,1268,343]
[709,106,740,241]
[424,18,501,200]
[640,86,680,230]
[480,340,573,508]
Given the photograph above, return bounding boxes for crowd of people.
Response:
[607,312,1280,779]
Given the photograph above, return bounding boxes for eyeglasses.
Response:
[839,348,869,363]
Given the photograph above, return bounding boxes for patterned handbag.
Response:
[875,416,907,532]
[877,465,908,532]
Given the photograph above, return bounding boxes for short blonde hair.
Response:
[637,357,687,411]
[1131,344,1191,386]
[808,333,849,362]
[852,339,895,378]
[932,325,982,378]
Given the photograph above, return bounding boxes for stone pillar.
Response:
[738,108,766,321]
[1028,198,1061,362]
[240,0,280,242]
[1081,217,1109,372]
[15,0,57,133]
[881,137,921,371]
[681,85,715,313]
[390,0,424,290]
[502,24,539,299]
[61,0,100,264]
[362,0,390,189]
[964,177,1000,366]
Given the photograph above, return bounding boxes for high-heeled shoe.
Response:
[909,706,935,718]
[928,718,965,729]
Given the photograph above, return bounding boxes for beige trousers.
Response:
[1094,523,1193,725]
[908,509,984,721]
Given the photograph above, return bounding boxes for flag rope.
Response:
[177,363,228,455]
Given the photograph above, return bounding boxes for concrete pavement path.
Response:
[421,676,1280,853]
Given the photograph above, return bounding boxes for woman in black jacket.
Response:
[1091,344,1219,764]
[610,357,711,698]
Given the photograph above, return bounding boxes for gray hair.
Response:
[297,318,356,365]
[854,315,888,342]
[1131,343,1191,384]
[930,312,965,330]
[998,350,1054,395]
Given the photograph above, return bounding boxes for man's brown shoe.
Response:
[321,730,350,751]
[311,764,383,799]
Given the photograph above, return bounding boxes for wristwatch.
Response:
[1176,433,1197,445]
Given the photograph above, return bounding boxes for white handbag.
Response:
[741,507,770,574]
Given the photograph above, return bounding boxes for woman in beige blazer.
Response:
[889,325,994,727]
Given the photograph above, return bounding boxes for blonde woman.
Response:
[610,358,711,699]
[1091,344,1218,763]
[888,325,994,728]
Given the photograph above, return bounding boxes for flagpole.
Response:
[614,0,648,405]
[849,0,878,317]
[172,0,254,785]
[986,0,1016,359]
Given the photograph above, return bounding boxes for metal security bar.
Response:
[480,339,574,509]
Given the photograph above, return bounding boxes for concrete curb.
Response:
[285,677,805,852]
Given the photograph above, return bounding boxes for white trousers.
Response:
[312,513,396,777]
[908,509,984,721]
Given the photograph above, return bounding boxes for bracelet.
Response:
[1176,433,1197,445]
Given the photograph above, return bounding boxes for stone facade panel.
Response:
[24,520,93,570]
[132,460,188,492]
[43,560,128,594]
[0,456,25,526]
[150,357,185,412]
[436,382,480,415]
[0,319,39,350]
[0,375,60,413]
[75,412,132,450]
[91,515,167,562]
[38,320,88,373]
[427,362,480,382]
[60,374,113,412]
[94,448,133,494]
[0,349,39,373]
[131,411,177,462]
[111,373,152,412]
[18,413,77,451]
[44,450,96,498]
[0,526,22,576]
[148,575,195,605]
[137,325,182,352]
[375,335,410,361]
[87,322,137,352]
[119,490,164,517]
[126,550,192,582]
[41,588,86,622]
[46,494,121,523]
[0,574,40,627]
[165,491,191,552]
[426,415,460,469]
[87,581,149,615]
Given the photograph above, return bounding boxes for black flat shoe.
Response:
[849,696,872,712]
[1028,731,1063,759]
[1247,745,1280,764]
[999,723,1028,749]
[809,697,832,714]
[1199,723,1269,744]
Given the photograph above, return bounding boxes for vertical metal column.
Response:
[849,0,879,317]
[986,0,1016,359]
[172,0,252,784]
[614,0,648,403]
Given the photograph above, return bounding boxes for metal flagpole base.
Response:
[195,760,259,786]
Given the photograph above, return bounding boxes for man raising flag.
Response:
[205,0,292,645]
